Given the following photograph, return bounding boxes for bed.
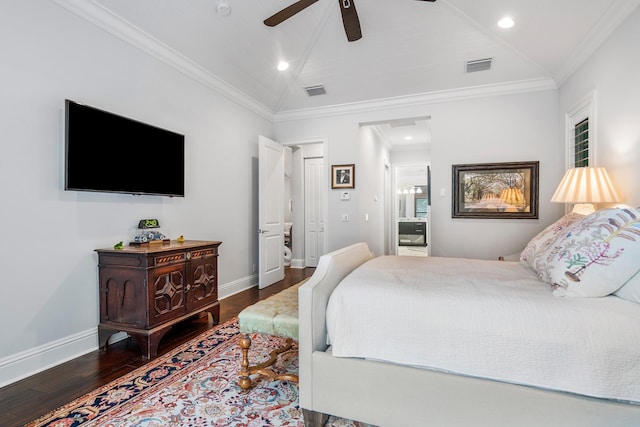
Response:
[298,207,640,427]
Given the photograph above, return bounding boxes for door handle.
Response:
[258,229,268,234]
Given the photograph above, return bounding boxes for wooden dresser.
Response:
[95,240,222,358]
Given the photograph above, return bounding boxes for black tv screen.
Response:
[65,100,185,197]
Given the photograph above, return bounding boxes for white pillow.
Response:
[540,207,640,297]
[520,212,584,273]
[615,271,640,303]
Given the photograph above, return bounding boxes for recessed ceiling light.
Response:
[404,136,413,141]
[498,17,514,29]
[277,61,290,71]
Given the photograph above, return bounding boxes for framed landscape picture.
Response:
[331,164,355,189]
[452,161,539,219]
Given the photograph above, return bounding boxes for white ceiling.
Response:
[62,0,639,147]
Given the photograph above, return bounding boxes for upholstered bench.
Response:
[237,282,301,390]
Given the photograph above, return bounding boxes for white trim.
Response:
[290,258,306,269]
[218,274,257,299]
[0,275,257,387]
[0,328,98,388]
[565,90,597,168]
[49,0,560,122]
[49,0,274,121]
[555,0,640,85]
[49,0,638,123]
[273,79,557,122]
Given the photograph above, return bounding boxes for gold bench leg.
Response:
[238,333,299,390]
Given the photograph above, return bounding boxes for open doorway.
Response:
[395,164,430,256]
[359,116,431,255]
[282,140,327,268]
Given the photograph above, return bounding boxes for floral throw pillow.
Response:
[520,212,585,273]
[539,208,640,297]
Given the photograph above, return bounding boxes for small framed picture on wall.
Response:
[331,164,355,189]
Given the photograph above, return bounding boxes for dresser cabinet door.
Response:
[148,264,187,327]
[186,247,218,312]
[101,266,147,327]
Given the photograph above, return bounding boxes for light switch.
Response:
[341,192,351,200]
[341,214,349,222]
[440,188,446,197]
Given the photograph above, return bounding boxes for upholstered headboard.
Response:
[297,242,374,409]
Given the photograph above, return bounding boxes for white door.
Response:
[258,135,285,289]
[304,157,325,267]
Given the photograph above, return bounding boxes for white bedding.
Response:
[326,255,640,403]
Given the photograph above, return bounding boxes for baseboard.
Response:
[0,275,258,388]
[0,327,98,388]
[219,273,257,299]
[290,258,305,269]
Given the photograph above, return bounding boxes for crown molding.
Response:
[554,0,640,86]
[50,0,275,121]
[50,0,562,125]
[273,78,557,123]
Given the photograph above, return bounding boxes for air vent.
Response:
[304,85,326,96]
[466,58,492,73]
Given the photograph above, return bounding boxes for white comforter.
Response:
[326,256,640,403]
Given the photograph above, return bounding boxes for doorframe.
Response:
[280,137,329,268]
[391,161,431,256]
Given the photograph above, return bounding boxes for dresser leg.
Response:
[98,326,115,350]
[206,303,220,325]
[130,326,172,359]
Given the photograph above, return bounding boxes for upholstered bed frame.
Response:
[298,242,640,427]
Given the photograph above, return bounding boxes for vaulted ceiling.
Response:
[65,0,638,116]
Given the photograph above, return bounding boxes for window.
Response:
[573,118,589,167]
[566,91,596,168]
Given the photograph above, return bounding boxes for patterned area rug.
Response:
[26,319,371,427]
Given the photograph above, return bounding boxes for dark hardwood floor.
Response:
[0,267,315,427]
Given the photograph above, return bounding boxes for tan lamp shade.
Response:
[551,167,620,204]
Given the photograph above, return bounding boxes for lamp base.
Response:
[571,203,596,215]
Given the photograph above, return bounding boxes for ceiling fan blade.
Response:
[339,0,362,42]
[264,0,320,27]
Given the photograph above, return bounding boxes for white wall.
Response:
[430,90,564,259]
[275,89,565,260]
[0,2,271,385]
[358,126,390,256]
[559,7,640,207]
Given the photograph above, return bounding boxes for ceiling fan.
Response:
[264,0,437,42]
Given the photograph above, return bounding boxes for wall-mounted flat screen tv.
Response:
[65,99,185,197]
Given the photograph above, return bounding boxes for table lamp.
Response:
[550,167,620,214]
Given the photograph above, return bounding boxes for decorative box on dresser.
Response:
[95,240,222,358]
